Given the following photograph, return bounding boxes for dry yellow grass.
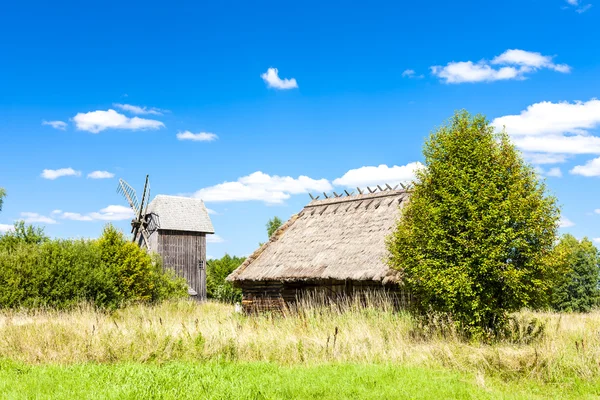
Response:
[1,296,599,383]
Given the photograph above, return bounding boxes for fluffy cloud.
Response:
[523,153,569,165]
[493,99,600,160]
[54,205,134,222]
[490,50,570,73]
[20,212,57,224]
[87,171,115,179]
[206,234,224,243]
[402,69,423,79]
[570,157,600,177]
[260,68,298,90]
[193,172,332,204]
[565,0,592,13]
[176,131,218,142]
[72,109,165,133]
[0,224,14,233]
[493,99,600,137]
[113,103,166,115]
[333,162,424,188]
[431,49,570,84]
[41,168,81,180]
[546,167,563,177]
[559,216,575,228]
[42,120,67,130]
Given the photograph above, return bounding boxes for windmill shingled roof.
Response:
[146,195,214,233]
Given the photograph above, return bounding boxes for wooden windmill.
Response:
[116,174,153,249]
[116,174,215,300]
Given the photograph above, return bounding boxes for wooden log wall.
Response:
[239,280,411,313]
[157,230,207,300]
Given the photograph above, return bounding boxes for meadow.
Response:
[1,297,600,398]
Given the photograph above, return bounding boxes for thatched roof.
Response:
[227,189,408,284]
[146,195,214,233]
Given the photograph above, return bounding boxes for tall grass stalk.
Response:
[0,296,599,383]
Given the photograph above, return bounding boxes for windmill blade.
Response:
[117,179,140,215]
[138,175,150,219]
[139,227,151,249]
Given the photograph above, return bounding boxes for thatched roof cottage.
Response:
[227,188,409,311]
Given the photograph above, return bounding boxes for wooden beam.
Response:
[356,187,363,194]
[377,185,384,192]
[385,183,393,190]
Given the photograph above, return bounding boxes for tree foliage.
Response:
[548,235,600,312]
[0,224,187,309]
[0,221,49,251]
[266,217,283,238]
[206,254,245,303]
[387,111,560,336]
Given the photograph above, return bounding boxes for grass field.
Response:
[2,360,600,399]
[1,298,599,398]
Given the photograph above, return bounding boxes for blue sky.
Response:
[1,0,600,258]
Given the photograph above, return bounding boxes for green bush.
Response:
[0,223,187,310]
[387,111,560,338]
[207,254,244,303]
[548,235,600,312]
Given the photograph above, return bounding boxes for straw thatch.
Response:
[227,189,408,285]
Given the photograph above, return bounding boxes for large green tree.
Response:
[206,254,245,302]
[549,235,600,312]
[387,111,560,336]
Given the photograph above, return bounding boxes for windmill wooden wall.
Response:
[154,230,207,300]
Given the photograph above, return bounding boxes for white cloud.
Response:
[402,69,423,79]
[431,49,570,84]
[0,224,14,233]
[523,153,568,165]
[546,167,563,177]
[41,168,81,180]
[55,205,134,222]
[176,131,218,142]
[577,4,592,13]
[559,216,575,228]
[594,209,600,214]
[72,109,165,133]
[193,171,332,204]
[113,103,166,116]
[431,62,520,84]
[565,0,592,13]
[493,99,600,137]
[42,120,67,130]
[333,162,424,188]
[206,208,217,215]
[206,234,224,243]
[20,212,57,224]
[493,99,600,157]
[491,49,570,73]
[593,238,600,244]
[87,171,115,179]
[260,68,298,90]
[570,157,600,176]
